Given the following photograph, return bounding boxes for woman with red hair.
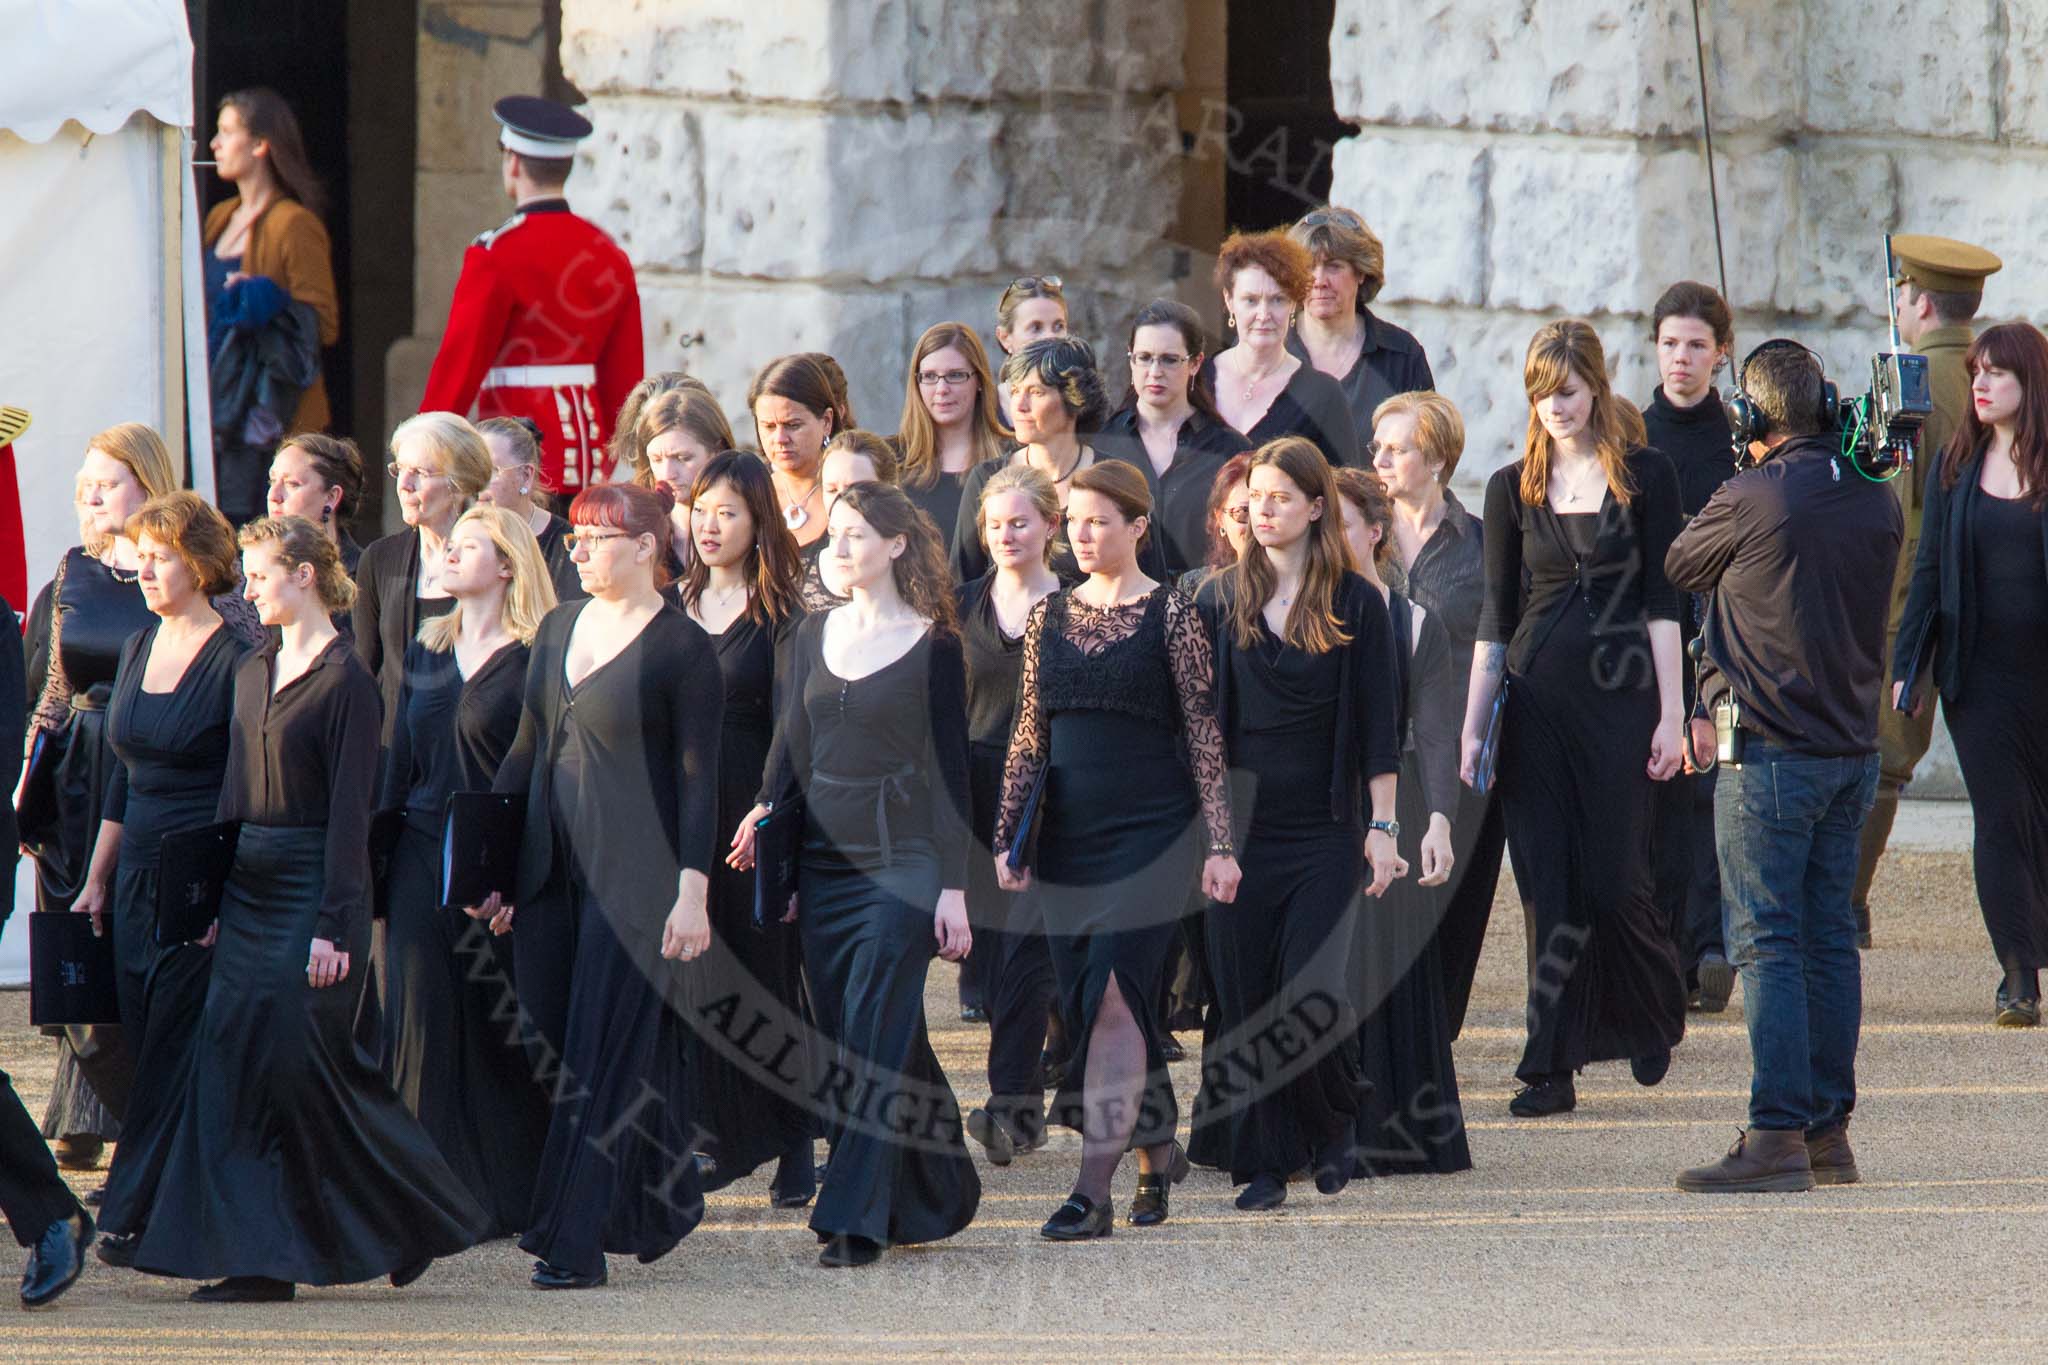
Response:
[1203,231,1360,469]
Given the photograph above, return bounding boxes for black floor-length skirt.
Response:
[385,819,550,1237]
[1036,713,1195,1148]
[964,741,1054,1129]
[799,852,980,1246]
[1500,611,1686,1082]
[131,826,488,1284]
[1948,663,2048,974]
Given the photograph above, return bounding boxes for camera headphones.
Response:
[1726,338,1837,448]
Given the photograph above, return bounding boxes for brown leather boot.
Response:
[1805,1120,1860,1185]
[1676,1128,1815,1193]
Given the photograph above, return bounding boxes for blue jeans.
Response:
[1716,740,1880,1132]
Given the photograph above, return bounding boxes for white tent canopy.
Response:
[0,0,205,982]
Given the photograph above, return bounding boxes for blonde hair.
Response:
[1370,391,1466,487]
[1518,320,1645,508]
[390,411,493,501]
[418,505,557,651]
[238,515,355,613]
[976,463,1061,566]
[88,422,179,502]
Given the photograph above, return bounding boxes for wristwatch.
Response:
[1368,819,1400,839]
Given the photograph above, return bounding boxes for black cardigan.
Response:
[1894,451,2048,706]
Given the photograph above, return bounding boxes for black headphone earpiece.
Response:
[1728,339,1835,451]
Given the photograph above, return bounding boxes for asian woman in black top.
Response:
[378,505,557,1236]
[1192,439,1404,1210]
[131,517,487,1302]
[678,452,816,1207]
[741,481,978,1269]
[995,460,1238,1239]
[1462,321,1689,1119]
[956,464,1064,1163]
[476,482,723,1289]
[82,495,262,1266]
[478,415,582,600]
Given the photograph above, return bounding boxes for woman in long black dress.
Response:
[675,452,816,1205]
[995,461,1238,1238]
[1461,320,1688,1118]
[1333,467,1472,1177]
[19,426,186,1168]
[80,495,261,1265]
[956,465,1064,1163]
[896,322,1013,549]
[478,416,582,600]
[1894,322,2048,1026]
[1191,440,1404,1210]
[740,481,978,1269]
[265,433,366,575]
[378,505,557,1236]
[131,516,487,1301]
[477,481,721,1289]
[1203,231,1361,469]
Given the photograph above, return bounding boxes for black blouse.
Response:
[353,530,434,752]
[956,572,1038,749]
[1387,590,1460,822]
[534,512,586,602]
[1201,357,1362,469]
[905,468,970,553]
[1094,405,1251,578]
[381,639,531,821]
[216,637,382,942]
[949,454,1084,585]
[1476,449,1683,675]
[1284,307,1435,440]
[105,624,254,869]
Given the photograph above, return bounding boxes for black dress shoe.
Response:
[1509,1074,1577,1117]
[964,1107,1015,1166]
[94,1231,137,1269]
[1313,1142,1353,1196]
[389,1257,431,1288]
[1040,1194,1113,1240]
[531,1261,607,1290]
[817,1234,883,1268]
[189,1276,295,1303]
[1128,1142,1191,1226]
[1631,1049,1672,1087]
[51,1137,103,1172]
[1235,1172,1287,1211]
[770,1149,817,1209]
[21,1210,92,1308]
[999,1109,1050,1155]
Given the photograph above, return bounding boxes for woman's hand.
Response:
[73,879,109,937]
[661,871,712,961]
[780,893,798,925]
[1363,831,1408,897]
[1647,715,1684,782]
[1458,726,1486,789]
[1202,853,1241,904]
[197,920,219,949]
[1416,814,1455,889]
[307,937,350,989]
[1892,679,1924,720]
[465,890,516,935]
[727,803,771,870]
[994,852,1032,893]
[934,889,971,962]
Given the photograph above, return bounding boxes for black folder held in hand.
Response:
[156,819,240,945]
[752,801,803,932]
[440,793,524,911]
[1005,768,1049,874]
[29,911,120,1027]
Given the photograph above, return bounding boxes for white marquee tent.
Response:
[0,0,211,982]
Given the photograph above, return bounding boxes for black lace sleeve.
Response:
[1161,589,1233,852]
[29,551,72,735]
[991,596,1050,856]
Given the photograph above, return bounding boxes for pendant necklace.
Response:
[780,476,820,530]
[1241,355,1284,403]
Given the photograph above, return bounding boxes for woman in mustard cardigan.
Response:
[203,88,339,522]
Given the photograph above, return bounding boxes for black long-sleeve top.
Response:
[1476,448,1683,677]
[1387,590,1459,821]
[1094,406,1251,578]
[534,512,586,602]
[1396,487,1485,664]
[379,639,531,822]
[1200,356,1362,469]
[353,530,457,753]
[758,614,973,888]
[0,594,24,918]
[1643,386,1738,520]
[216,637,382,942]
[1666,434,1901,756]
[1197,569,1400,827]
[957,573,1031,749]
[1285,306,1435,439]
[105,624,255,869]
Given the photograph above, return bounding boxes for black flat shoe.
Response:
[189,1276,294,1304]
[1040,1194,1112,1240]
[1235,1173,1287,1211]
[1631,1049,1672,1087]
[817,1234,883,1268]
[83,1187,104,1207]
[531,1261,607,1290]
[1127,1142,1190,1226]
[1509,1074,1577,1117]
[389,1257,431,1288]
[965,1107,1015,1166]
[770,1150,817,1209]
[21,1211,92,1308]
[94,1230,136,1269]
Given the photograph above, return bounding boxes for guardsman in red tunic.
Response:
[420,96,643,492]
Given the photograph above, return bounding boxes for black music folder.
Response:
[1004,767,1049,874]
[29,911,120,1027]
[155,819,240,945]
[439,792,524,911]
[751,801,803,932]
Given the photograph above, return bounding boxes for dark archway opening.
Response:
[1224,0,1345,233]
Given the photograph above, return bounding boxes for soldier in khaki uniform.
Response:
[1851,234,2002,943]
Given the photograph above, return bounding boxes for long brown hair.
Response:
[1329,466,1394,571]
[828,482,957,636]
[1225,438,1352,653]
[1944,322,2048,508]
[680,451,804,627]
[896,323,1012,490]
[1517,319,1643,507]
[220,88,325,219]
[631,386,736,487]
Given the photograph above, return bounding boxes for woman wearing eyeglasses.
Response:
[1096,301,1249,580]
[1288,207,1435,437]
[1204,231,1361,470]
[477,415,581,600]
[895,323,1014,549]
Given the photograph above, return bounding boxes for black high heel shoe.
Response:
[1127,1141,1191,1226]
[1040,1194,1113,1240]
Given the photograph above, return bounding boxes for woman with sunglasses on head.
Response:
[995,461,1237,1238]
[477,415,581,599]
[1205,231,1361,470]
[896,322,1014,549]
[266,433,367,575]
[473,481,723,1289]
[675,452,818,1207]
[1330,466,1472,1178]
[992,275,1070,425]
[1190,439,1404,1211]
[376,505,557,1237]
[736,482,978,1269]
[1288,206,1435,436]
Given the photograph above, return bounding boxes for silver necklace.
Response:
[779,476,820,529]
